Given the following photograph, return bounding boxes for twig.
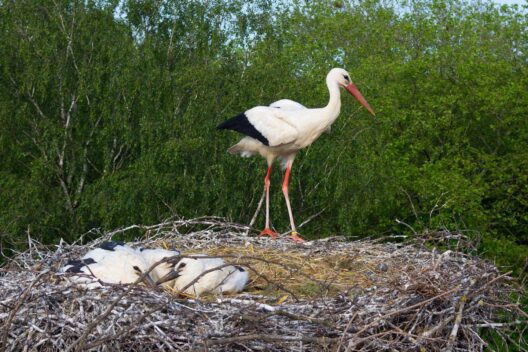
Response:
[1,271,49,349]
[206,333,339,346]
[445,283,474,352]
[348,286,461,346]
[336,312,358,352]
[248,189,265,230]
[297,208,325,229]
[83,303,165,350]
[242,309,331,327]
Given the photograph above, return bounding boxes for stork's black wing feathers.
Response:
[64,257,97,273]
[217,113,269,146]
[99,241,125,251]
[65,264,85,273]
[83,258,96,265]
[66,259,84,266]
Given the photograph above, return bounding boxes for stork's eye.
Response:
[344,75,350,81]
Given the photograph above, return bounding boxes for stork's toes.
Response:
[290,231,305,243]
[259,228,279,239]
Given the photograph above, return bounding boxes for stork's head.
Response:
[328,68,376,116]
[139,248,181,281]
[155,256,204,287]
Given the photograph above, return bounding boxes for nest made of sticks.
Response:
[0,217,526,351]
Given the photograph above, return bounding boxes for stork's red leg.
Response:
[282,162,304,243]
[259,166,279,239]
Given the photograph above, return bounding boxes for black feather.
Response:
[83,258,96,265]
[170,261,187,279]
[217,113,269,146]
[65,264,85,273]
[99,241,125,251]
[66,259,83,266]
[64,257,97,273]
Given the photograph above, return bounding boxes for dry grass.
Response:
[179,245,387,300]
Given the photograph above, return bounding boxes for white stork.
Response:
[157,256,249,297]
[217,68,375,242]
[62,241,153,288]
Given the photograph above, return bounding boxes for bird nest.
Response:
[0,217,526,351]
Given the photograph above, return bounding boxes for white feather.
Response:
[270,99,331,134]
[245,106,299,147]
[172,256,248,296]
[171,257,219,296]
[218,266,249,294]
[270,99,307,110]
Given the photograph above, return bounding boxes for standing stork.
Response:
[217,68,375,242]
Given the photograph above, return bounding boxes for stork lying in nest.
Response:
[61,241,249,296]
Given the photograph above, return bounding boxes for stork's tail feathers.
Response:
[228,143,254,158]
[218,114,258,157]
[227,144,241,155]
[217,113,269,146]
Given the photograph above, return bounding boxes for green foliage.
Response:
[0,0,526,275]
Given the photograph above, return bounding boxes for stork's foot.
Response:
[289,231,305,243]
[259,228,279,239]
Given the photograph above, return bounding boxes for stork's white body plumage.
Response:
[270,99,331,134]
[62,243,150,287]
[269,99,307,111]
[217,68,375,241]
[170,257,223,296]
[168,256,249,297]
[218,266,249,293]
[234,105,331,157]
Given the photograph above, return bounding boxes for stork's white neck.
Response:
[324,76,342,123]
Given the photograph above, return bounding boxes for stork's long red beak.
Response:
[345,83,376,116]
